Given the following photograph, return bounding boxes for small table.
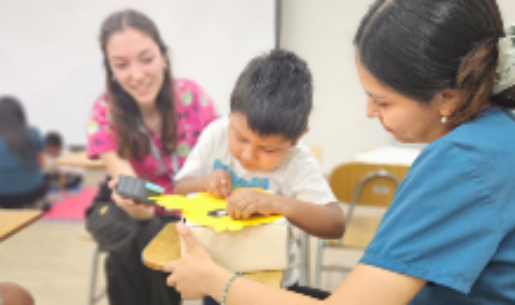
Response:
[0,209,43,242]
[54,151,105,169]
[54,151,106,187]
[143,223,283,286]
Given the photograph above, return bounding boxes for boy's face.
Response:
[46,145,62,158]
[229,113,299,172]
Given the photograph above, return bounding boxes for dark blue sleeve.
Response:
[360,139,503,293]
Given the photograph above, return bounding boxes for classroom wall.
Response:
[280,0,392,174]
[0,0,274,145]
[281,0,515,174]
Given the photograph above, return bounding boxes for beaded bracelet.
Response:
[221,272,245,305]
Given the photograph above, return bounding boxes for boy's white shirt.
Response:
[175,117,336,287]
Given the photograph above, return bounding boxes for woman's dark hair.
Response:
[0,96,37,163]
[100,9,176,160]
[355,0,515,127]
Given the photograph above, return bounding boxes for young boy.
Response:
[174,50,345,299]
[44,132,83,197]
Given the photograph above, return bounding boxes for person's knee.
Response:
[0,282,35,305]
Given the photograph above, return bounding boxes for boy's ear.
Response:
[292,127,310,146]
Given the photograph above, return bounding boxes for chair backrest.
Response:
[329,162,410,208]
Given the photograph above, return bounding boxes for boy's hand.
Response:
[227,189,277,220]
[203,169,232,199]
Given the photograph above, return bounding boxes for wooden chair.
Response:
[314,162,410,288]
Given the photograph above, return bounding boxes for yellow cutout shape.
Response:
[152,193,284,232]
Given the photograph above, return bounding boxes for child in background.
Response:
[44,131,83,198]
[174,49,345,304]
[0,96,47,209]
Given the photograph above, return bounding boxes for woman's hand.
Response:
[164,222,227,300]
[108,178,155,221]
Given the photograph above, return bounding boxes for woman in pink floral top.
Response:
[85,9,217,305]
[87,79,217,193]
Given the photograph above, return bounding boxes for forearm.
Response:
[174,177,207,195]
[274,197,344,239]
[206,264,424,305]
[206,266,323,305]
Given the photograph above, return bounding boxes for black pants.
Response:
[203,282,330,305]
[0,182,47,209]
[105,244,182,305]
[87,180,182,305]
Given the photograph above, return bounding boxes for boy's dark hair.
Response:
[230,49,313,142]
[45,132,63,148]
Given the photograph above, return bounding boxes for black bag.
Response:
[85,179,139,252]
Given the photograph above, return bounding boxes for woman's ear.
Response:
[437,89,461,118]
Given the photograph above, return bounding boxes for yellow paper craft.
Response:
[152,193,284,232]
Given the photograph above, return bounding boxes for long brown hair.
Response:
[99,9,177,160]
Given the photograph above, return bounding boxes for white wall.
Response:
[281,0,515,174]
[281,0,392,173]
[0,0,274,145]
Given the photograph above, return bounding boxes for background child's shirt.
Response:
[176,117,337,287]
[86,79,218,193]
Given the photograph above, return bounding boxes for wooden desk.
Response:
[0,209,43,242]
[54,151,105,169]
[143,223,283,287]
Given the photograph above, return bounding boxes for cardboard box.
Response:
[181,219,289,273]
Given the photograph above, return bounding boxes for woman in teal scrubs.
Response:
[162,0,515,304]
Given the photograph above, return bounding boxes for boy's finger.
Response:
[216,181,229,199]
[226,173,233,186]
[221,183,232,198]
[207,181,221,198]
[241,203,256,220]
[228,202,238,220]
[226,197,235,215]
[232,201,244,220]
